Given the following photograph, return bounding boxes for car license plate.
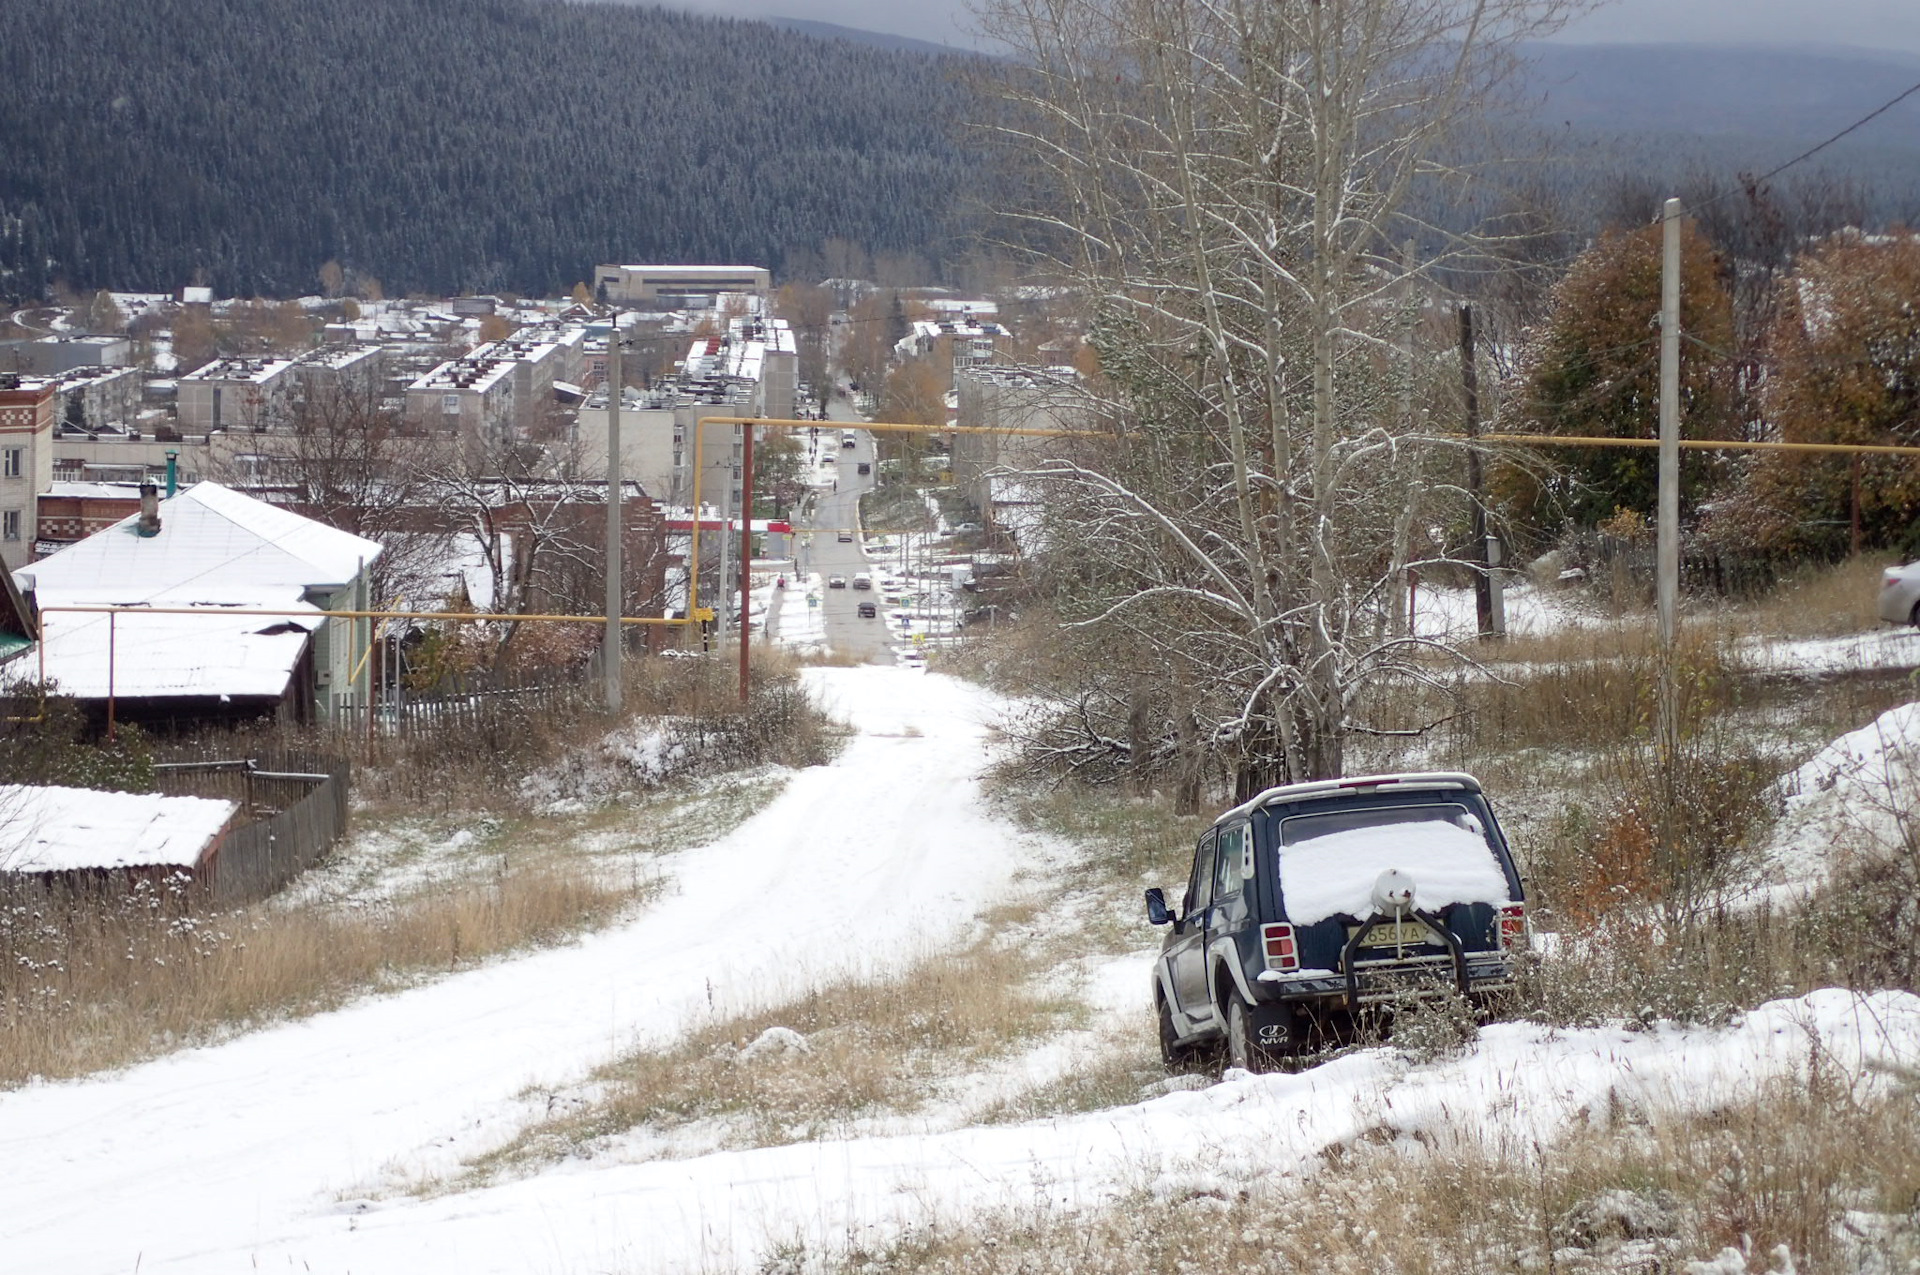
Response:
[1350,919,1440,947]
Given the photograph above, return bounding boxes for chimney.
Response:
[164,450,179,498]
[136,481,162,537]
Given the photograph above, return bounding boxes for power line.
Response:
[1695,75,1920,209]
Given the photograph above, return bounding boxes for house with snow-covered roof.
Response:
[0,784,238,892]
[7,481,380,728]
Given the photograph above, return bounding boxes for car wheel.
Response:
[1224,995,1281,1075]
[1158,995,1202,1070]
[1910,599,1920,629]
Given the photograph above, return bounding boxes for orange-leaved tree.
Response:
[1713,230,1920,558]
[1500,219,1736,544]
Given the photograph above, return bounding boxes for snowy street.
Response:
[0,669,1023,1273]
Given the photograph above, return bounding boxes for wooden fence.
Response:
[152,750,350,905]
[337,665,596,739]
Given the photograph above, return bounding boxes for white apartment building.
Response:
[46,365,143,435]
[402,356,517,442]
[293,345,386,412]
[593,264,771,306]
[952,364,1088,520]
[176,357,297,433]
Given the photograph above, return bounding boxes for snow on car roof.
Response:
[1277,818,1512,926]
[0,784,237,873]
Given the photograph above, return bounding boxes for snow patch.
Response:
[1740,700,1920,905]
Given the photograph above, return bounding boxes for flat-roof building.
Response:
[176,357,297,433]
[593,264,771,306]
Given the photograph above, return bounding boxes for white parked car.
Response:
[1878,562,1920,625]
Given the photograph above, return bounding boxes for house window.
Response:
[2,448,20,478]
[2,510,20,541]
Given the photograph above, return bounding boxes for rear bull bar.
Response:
[1339,908,1470,1010]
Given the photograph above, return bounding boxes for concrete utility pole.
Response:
[604,322,623,714]
[1656,197,1683,757]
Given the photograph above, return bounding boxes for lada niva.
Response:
[1146,772,1526,1071]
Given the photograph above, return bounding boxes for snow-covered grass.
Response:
[6,651,1920,1274]
[448,930,1084,1187]
[0,844,637,1088]
[820,1013,1920,1274]
[1,698,823,1090]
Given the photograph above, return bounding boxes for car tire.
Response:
[1224,995,1282,1075]
[1910,600,1920,629]
[1158,995,1202,1070]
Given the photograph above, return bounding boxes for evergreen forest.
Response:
[0,0,976,300]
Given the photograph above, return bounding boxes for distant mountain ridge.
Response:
[0,0,978,300]
[765,16,966,56]
[1522,42,1920,145]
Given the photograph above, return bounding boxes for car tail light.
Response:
[1497,904,1527,950]
[1262,922,1299,972]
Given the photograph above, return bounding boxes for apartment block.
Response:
[176,357,297,432]
[0,376,57,568]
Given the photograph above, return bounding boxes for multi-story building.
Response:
[592,264,771,306]
[0,376,57,568]
[572,310,796,514]
[895,318,1009,379]
[176,357,297,433]
[46,365,143,435]
[952,364,1088,527]
[402,356,517,442]
[0,335,133,376]
[293,345,386,416]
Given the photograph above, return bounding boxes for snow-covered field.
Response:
[3,667,1916,1274]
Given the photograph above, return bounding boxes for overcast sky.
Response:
[643,0,1920,57]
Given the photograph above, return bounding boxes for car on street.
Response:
[857,461,871,475]
[1146,772,1525,1073]
[837,532,854,543]
[828,575,847,589]
[1879,561,1920,625]
[852,573,872,590]
[856,600,877,618]
[841,433,857,449]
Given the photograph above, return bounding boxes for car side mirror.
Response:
[1145,887,1173,926]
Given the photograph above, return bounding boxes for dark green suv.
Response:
[1146,772,1526,1072]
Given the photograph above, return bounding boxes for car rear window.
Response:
[1275,803,1511,925]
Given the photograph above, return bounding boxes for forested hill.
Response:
[0,0,976,300]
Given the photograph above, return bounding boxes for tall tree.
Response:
[974,0,1587,792]
[1715,230,1920,558]
[1499,217,1736,540]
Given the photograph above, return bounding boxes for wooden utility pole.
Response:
[604,324,623,714]
[1656,198,1683,759]
[1459,304,1492,637]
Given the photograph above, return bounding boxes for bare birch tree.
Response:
[973,0,1587,795]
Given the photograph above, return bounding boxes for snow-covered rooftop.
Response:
[410,357,516,394]
[16,482,382,600]
[177,357,294,384]
[0,784,237,873]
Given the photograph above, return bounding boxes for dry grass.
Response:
[0,656,837,1089]
[457,933,1081,1186]
[823,1070,1920,1275]
[1726,553,1898,639]
[0,857,640,1087]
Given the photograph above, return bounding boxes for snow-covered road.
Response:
[4,668,1918,1275]
[0,668,1020,1273]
